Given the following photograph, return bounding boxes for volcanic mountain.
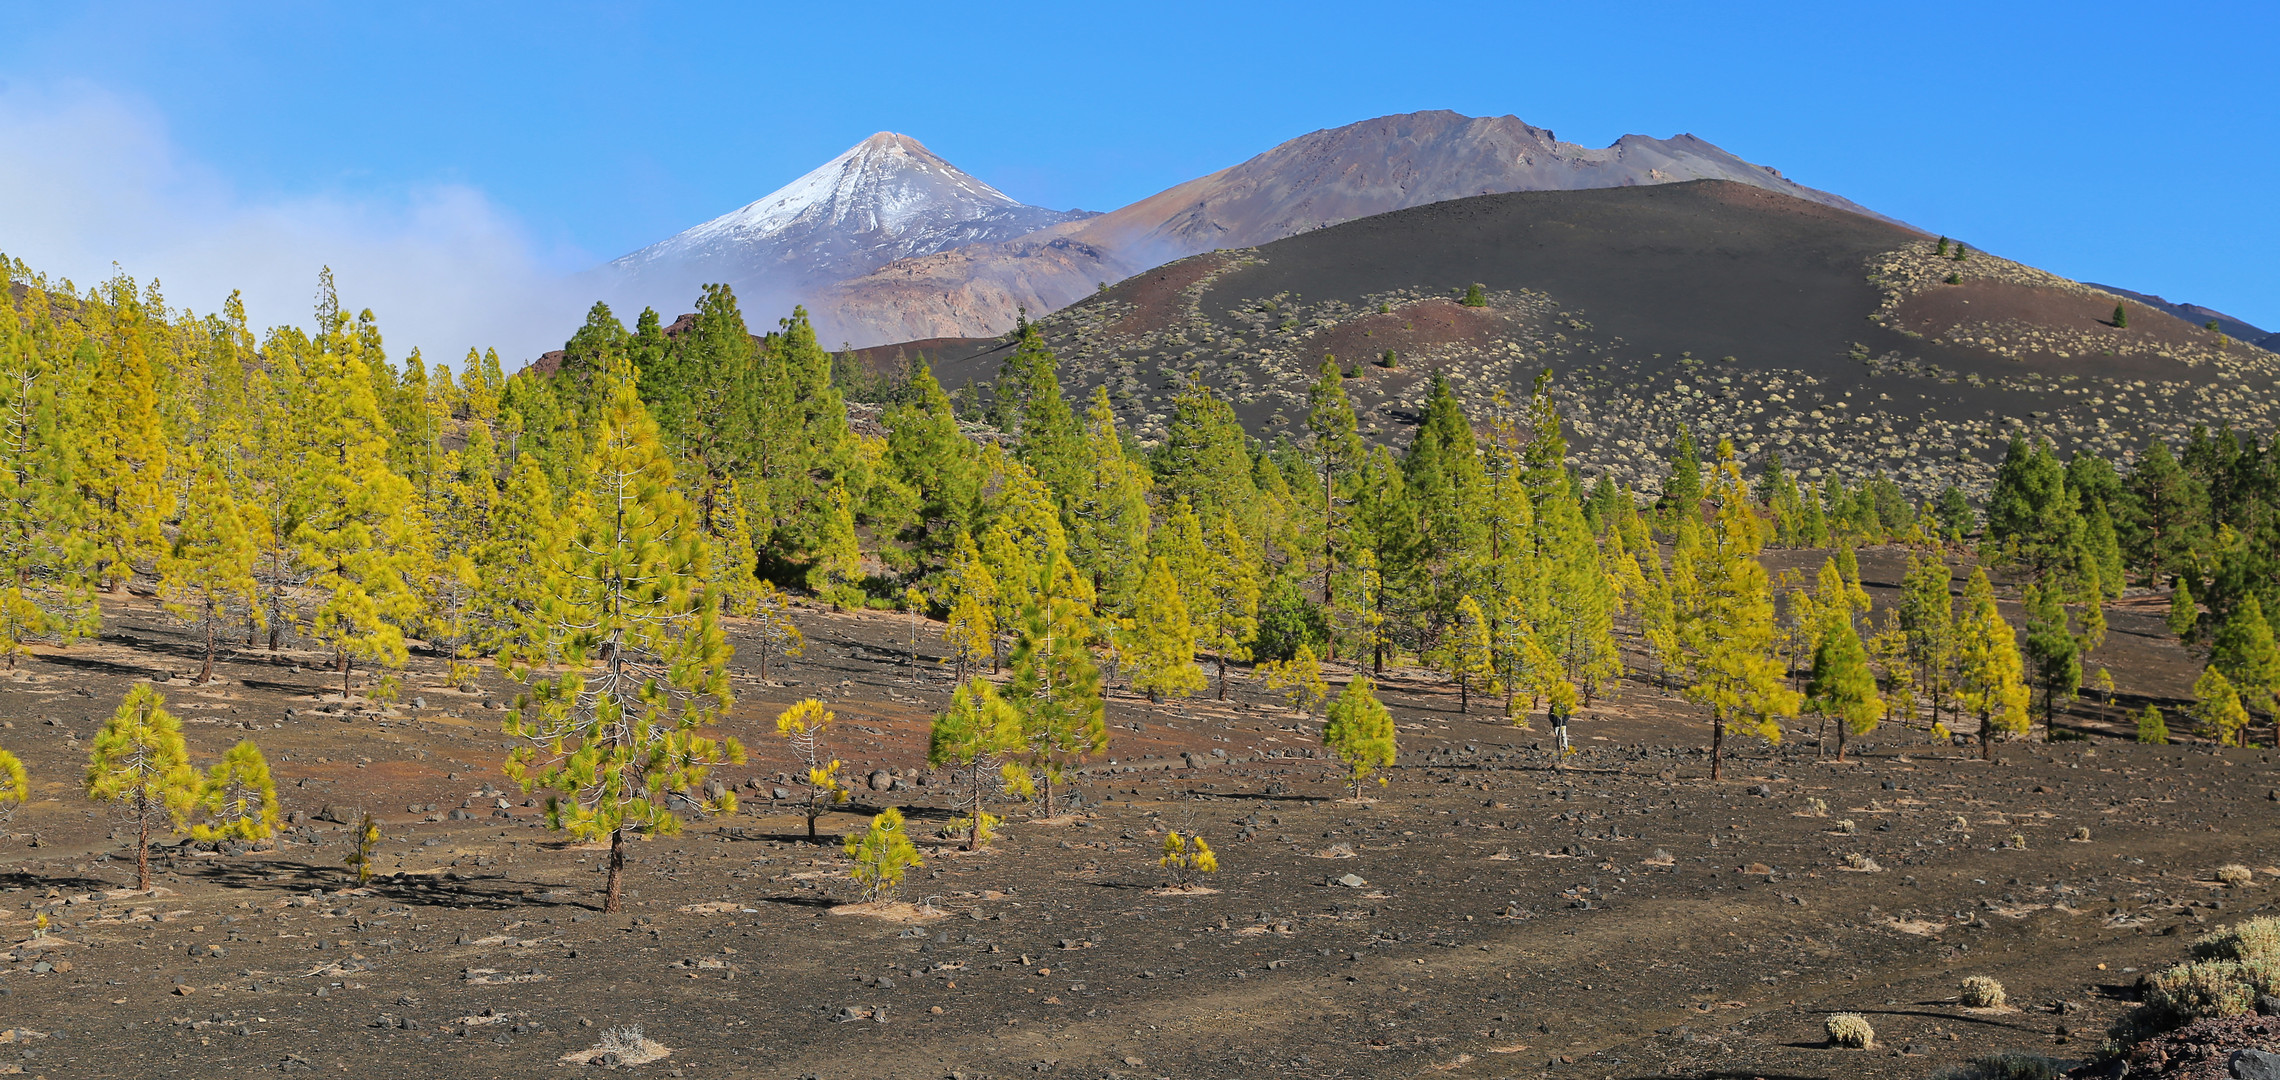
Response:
[604,132,1094,335]
[852,180,2280,499]
[816,111,1892,345]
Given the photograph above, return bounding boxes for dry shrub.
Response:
[2215,863,2255,887]
[1824,1012,1874,1048]
[2143,957,2280,1021]
[1959,975,2007,1008]
[2190,916,2280,963]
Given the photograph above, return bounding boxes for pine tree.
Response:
[699,475,767,617]
[1159,830,1219,889]
[1068,387,1153,616]
[844,807,922,903]
[158,463,265,683]
[1258,643,1331,715]
[1898,552,1956,730]
[2021,581,2083,740]
[1955,568,2031,759]
[879,359,979,572]
[84,684,197,890]
[1322,675,1398,799]
[1442,595,1495,714]
[189,740,280,843]
[928,677,1023,850]
[1461,283,1488,307]
[1306,357,1364,609]
[748,581,805,680]
[1124,556,1204,706]
[1675,443,1799,779]
[501,358,743,914]
[1192,511,1261,700]
[344,814,381,885]
[1006,553,1106,815]
[0,747,26,830]
[2136,704,2170,745]
[2113,303,2128,329]
[2212,594,2280,743]
[1807,617,1883,762]
[291,289,419,700]
[80,274,174,589]
[807,480,863,609]
[774,699,849,838]
[2190,665,2252,746]
[0,281,98,663]
[940,531,997,679]
[2169,577,2201,639]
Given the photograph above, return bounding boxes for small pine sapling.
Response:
[927,678,1023,850]
[84,684,198,890]
[750,582,805,680]
[1461,283,1487,307]
[0,747,24,832]
[1160,830,1218,890]
[844,807,922,902]
[776,699,849,837]
[345,814,380,885]
[2113,303,2128,329]
[2137,704,2171,745]
[2168,578,2200,640]
[1322,676,1397,799]
[190,740,280,843]
[1259,643,1331,715]
[2189,666,2251,746]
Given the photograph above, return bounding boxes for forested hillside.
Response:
[2,256,2274,777]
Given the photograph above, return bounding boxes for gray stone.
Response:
[2234,1049,2280,1080]
[2257,993,2280,1016]
[868,770,891,792]
[1334,874,1367,888]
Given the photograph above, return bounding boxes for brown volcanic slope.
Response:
[818,111,1892,346]
[880,180,2280,498]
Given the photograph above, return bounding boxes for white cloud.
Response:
[0,82,589,365]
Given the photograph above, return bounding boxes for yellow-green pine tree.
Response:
[190,740,280,843]
[1442,595,1496,714]
[775,699,849,838]
[1955,567,2031,760]
[941,531,996,679]
[0,280,98,663]
[1323,675,1398,798]
[291,291,419,699]
[0,747,26,830]
[81,274,173,589]
[749,581,805,680]
[1676,443,1800,779]
[159,463,266,683]
[501,357,743,914]
[844,807,922,902]
[928,677,1024,850]
[1007,552,1106,814]
[1124,556,1204,706]
[1258,642,1331,715]
[807,479,863,609]
[84,684,197,890]
[2190,666,2252,747]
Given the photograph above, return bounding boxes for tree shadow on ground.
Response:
[0,870,119,893]
[182,858,578,911]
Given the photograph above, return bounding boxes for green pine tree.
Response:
[2135,704,2170,745]
[1322,675,1398,798]
[84,684,197,890]
[1006,552,1106,815]
[158,463,266,683]
[2190,665,2252,746]
[927,677,1023,850]
[1807,617,1883,762]
[501,356,743,914]
[1124,556,1205,706]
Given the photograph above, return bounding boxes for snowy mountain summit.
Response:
[606,132,1092,325]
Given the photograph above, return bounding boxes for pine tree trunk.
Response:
[340,652,352,700]
[603,826,626,914]
[136,790,152,891]
[1711,715,1726,780]
[1836,721,1848,763]
[1217,654,1228,701]
[199,614,216,684]
[1979,708,1993,761]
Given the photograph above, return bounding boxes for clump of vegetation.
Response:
[1322,676,1397,798]
[1959,975,2007,1008]
[2070,825,2091,842]
[1159,830,1218,890]
[2006,833,2027,849]
[1844,852,1882,872]
[2112,303,2128,329]
[1834,818,1857,834]
[2143,958,2280,1020]
[2136,704,2170,744]
[1823,1012,1874,1048]
[1460,283,1487,307]
[844,807,922,903]
[2216,864,2257,887]
[1379,348,1399,368]
[1929,1053,2064,1080]
[2190,916,2280,961]
[344,814,381,884]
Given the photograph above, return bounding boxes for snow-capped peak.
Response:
[674,132,1029,246]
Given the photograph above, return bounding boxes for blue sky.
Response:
[0,0,2272,359]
